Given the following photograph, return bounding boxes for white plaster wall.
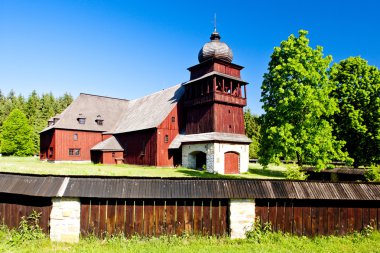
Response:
[182,143,215,172]
[213,143,249,174]
[50,198,81,243]
[229,199,256,239]
[182,142,249,174]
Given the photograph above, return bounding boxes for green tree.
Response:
[56,92,73,113]
[1,109,34,156]
[25,91,43,154]
[244,108,261,159]
[259,30,350,170]
[330,57,380,167]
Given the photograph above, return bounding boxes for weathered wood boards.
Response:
[80,199,228,237]
[0,193,52,233]
[255,199,380,236]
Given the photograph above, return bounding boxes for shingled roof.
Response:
[90,136,124,151]
[41,84,185,134]
[112,84,185,134]
[169,132,252,149]
[41,94,129,133]
[1,173,380,201]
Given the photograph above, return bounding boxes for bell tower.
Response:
[184,29,248,135]
[173,29,251,175]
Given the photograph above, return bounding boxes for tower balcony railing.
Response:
[184,91,246,107]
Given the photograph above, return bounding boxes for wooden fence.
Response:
[80,198,229,237]
[255,199,380,236]
[0,193,52,232]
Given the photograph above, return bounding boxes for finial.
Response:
[210,13,220,41]
[214,13,217,32]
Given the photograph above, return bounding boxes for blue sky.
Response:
[0,0,379,115]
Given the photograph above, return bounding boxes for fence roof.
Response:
[1,173,379,201]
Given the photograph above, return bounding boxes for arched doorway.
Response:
[189,151,207,170]
[195,152,206,169]
[224,152,239,174]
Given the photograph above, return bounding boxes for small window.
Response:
[73,133,78,141]
[141,141,146,155]
[112,152,115,158]
[95,115,104,126]
[69,148,80,156]
[171,116,175,123]
[164,135,169,143]
[77,113,86,124]
[49,147,53,157]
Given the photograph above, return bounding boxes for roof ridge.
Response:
[79,93,130,101]
[129,83,182,102]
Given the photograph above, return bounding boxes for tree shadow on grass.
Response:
[175,168,250,179]
[247,167,286,179]
[175,167,287,179]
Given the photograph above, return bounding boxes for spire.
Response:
[210,13,221,41]
[210,14,221,41]
[214,13,217,32]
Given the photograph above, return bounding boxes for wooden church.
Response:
[40,29,251,174]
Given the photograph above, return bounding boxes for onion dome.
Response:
[198,30,233,63]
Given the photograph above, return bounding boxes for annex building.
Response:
[40,29,251,174]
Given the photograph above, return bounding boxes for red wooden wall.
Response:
[186,104,214,134]
[189,60,242,80]
[102,151,123,164]
[255,199,380,236]
[214,104,245,134]
[185,103,244,135]
[157,105,182,166]
[54,129,103,161]
[40,129,55,160]
[115,129,157,166]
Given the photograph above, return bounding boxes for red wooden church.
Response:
[40,29,251,174]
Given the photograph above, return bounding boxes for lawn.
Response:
[1,227,379,253]
[0,156,287,179]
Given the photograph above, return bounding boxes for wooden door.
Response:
[224,152,239,174]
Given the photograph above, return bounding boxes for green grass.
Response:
[1,226,380,253]
[0,156,286,179]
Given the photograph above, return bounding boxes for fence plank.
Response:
[166,200,176,235]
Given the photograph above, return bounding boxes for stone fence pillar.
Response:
[229,199,255,239]
[50,198,81,243]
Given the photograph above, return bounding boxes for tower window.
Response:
[73,133,78,141]
[171,116,175,123]
[164,135,169,143]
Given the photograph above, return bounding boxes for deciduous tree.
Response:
[1,109,34,156]
[259,30,350,170]
[244,109,261,159]
[330,57,380,167]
